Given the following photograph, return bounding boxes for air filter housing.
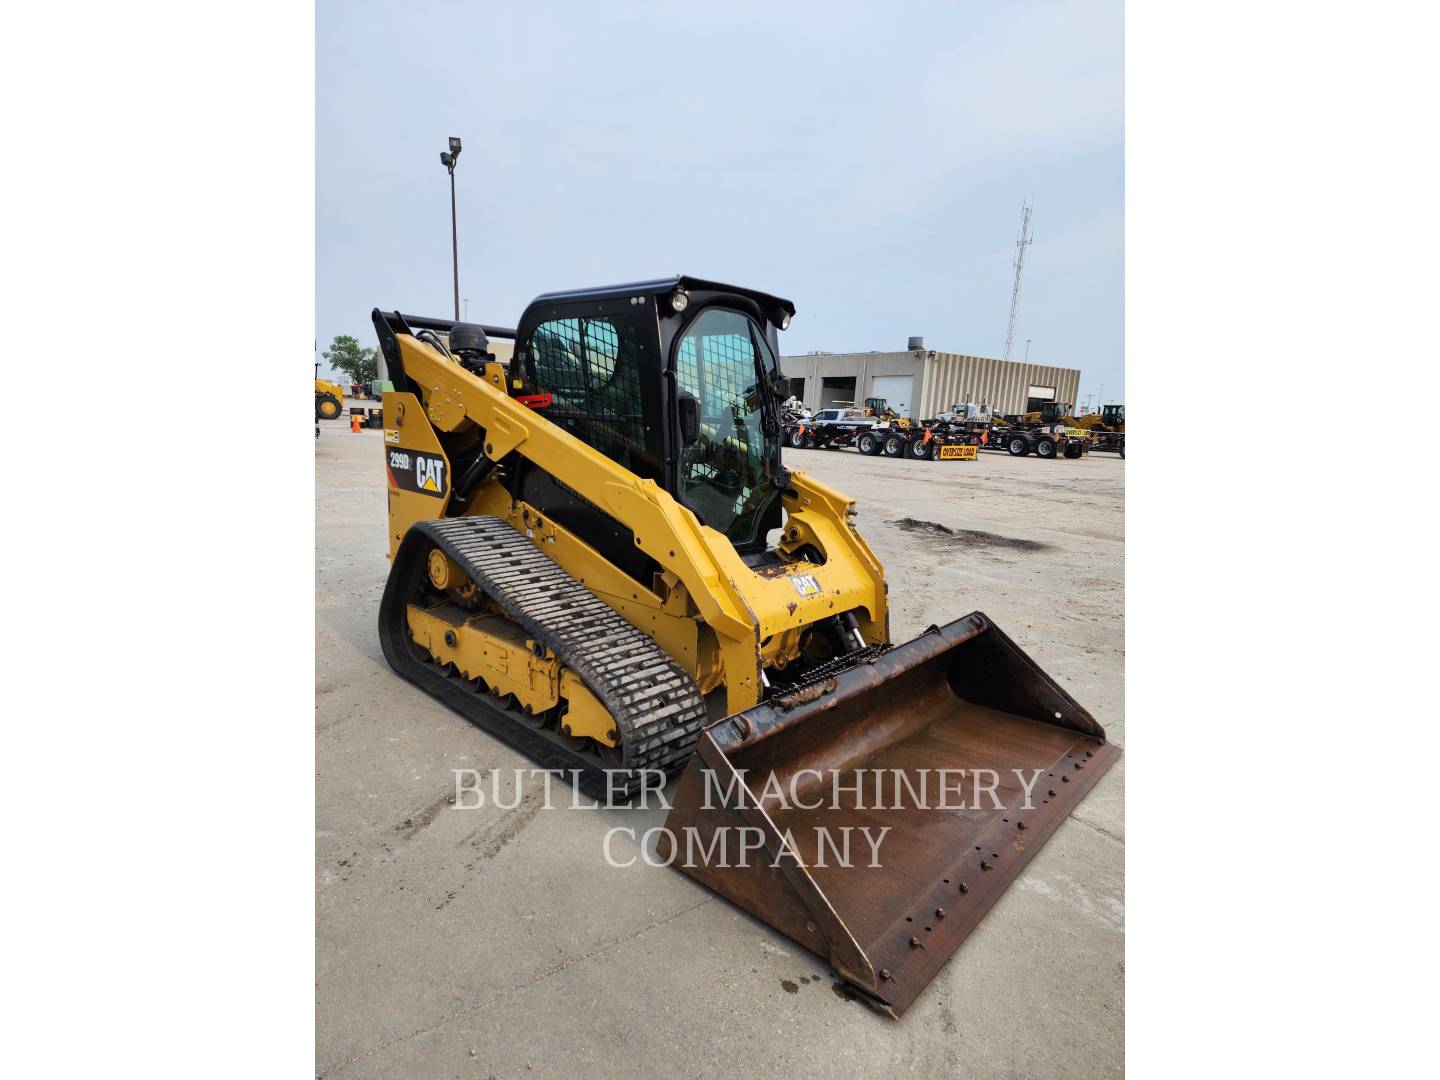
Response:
[448,322,491,359]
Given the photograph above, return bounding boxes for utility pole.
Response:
[1002,201,1033,363]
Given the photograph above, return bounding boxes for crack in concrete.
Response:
[317,894,715,1077]
[1069,813,1124,845]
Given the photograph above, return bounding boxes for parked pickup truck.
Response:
[784,407,876,449]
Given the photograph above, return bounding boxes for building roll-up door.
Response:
[870,374,914,417]
[820,376,857,410]
[1025,383,1057,413]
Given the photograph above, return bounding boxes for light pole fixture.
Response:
[440,136,463,320]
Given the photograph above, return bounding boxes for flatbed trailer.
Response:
[971,402,1090,460]
[836,398,1101,463]
[1073,403,1125,457]
[842,417,987,460]
[902,420,986,460]
[853,425,911,457]
[985,424,1090,459]
[1087,430,1125,457]
[837,416,1091,462]
[784,405,878,451]
[785,418,873,450]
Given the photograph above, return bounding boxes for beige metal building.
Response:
[781,339,1080,419]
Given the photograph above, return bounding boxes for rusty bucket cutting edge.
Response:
[661,612,1121,1018]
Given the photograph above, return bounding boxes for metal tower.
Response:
[1002,201,1033,363]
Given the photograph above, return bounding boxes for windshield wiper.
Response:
[748,325,782,438]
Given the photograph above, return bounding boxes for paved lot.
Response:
[317,412,1124,1079]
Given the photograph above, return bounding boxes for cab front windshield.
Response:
[674,307,781,548]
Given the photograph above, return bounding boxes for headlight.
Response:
[670,289,689,312]
[778,311,791,331]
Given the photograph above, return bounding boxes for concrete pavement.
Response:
[316,416,1124,1078]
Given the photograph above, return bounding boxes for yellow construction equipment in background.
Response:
[1074,403,1125,456]
[315,377,345,421]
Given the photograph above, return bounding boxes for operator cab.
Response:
[511,276,796,557]
[1039,401,1070,424]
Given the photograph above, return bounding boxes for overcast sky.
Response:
[318,0,1123,408]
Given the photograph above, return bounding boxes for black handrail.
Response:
[395,311,516,339]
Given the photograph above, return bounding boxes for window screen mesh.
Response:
[527,316,646,471]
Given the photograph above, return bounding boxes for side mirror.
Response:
[678,391,700,446]
[768,369,791,401]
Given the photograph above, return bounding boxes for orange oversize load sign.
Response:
[938,445,977,460]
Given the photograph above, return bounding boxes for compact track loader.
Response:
[371,277,1118,1017]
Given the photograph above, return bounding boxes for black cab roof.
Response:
[529,275,796,317]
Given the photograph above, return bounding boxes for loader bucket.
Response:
[661,613,1120,1018]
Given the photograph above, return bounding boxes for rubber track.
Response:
[379,517,709,796]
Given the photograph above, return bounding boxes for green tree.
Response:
[322,335,378,385]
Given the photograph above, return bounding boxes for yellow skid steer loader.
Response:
[371,277,1118,1017]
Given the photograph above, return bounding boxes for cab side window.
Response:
[525,316,648,471]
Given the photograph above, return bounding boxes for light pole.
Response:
[1025,338,1032,362]
[440,136,462,320]
[463,298,470,322]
